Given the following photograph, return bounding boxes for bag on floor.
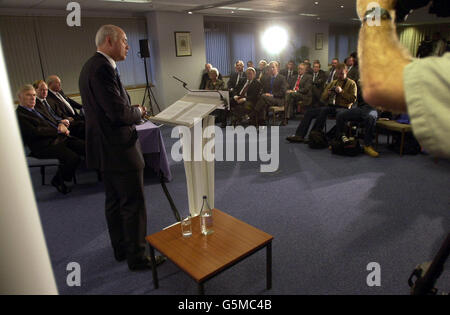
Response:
[330,138,361,156]
[308,130,328,149]
[389,133,421,155]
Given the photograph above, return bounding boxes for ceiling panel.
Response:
[0,0,448,24]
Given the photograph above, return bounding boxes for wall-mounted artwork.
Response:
[175,32,192,57]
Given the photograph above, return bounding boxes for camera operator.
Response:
[357,0,450,158]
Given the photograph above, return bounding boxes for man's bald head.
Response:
[96,24,129,61]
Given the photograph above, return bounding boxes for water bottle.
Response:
[200,196,214,235]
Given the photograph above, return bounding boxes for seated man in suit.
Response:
[280,60,297,83]
[230,67,263,124]
[227,60,246,92]
[285,63,313,119]
[16,85,85,194]
[33,80,70,129]
[311,61,328,107]
[335,81,379,157]
[47,75,85,139]
[326,58,340,85]
[256,59,268,80]
[286,64,357,143]
[254,61,287,126]
[346,56,360,82]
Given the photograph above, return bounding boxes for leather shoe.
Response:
[113,247,126,262]
[286,135,305,143]
[51,176,71,194]
[128,255,167,271]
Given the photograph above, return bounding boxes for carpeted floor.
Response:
[31,119,450,295]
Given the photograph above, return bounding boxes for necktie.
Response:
[239,80,250,97]
[32,108,57,128]
[55,92,75,115]
[328,70,335,83]
[270,76,275,94]
[43,99,61,121]
[236,73,240,87]
[294,75,301,91]
[313,73,317,82]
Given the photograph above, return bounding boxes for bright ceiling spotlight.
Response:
[261,26,288,55]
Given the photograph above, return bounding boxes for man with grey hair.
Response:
[79,24,165,271]
[227,60,246,91]
[15,85,85,194]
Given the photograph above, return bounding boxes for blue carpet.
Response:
[31,119,450,295]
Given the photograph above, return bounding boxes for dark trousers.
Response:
[336,106,378,146]
[32,136,85,181]
[255,95,284,121]
[295,106,347,137]
[103,169,147,264]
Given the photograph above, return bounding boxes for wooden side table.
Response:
[146,209,273,295]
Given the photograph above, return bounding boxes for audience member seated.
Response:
[326,58,339,85]
[230,67,263,125]
[280,60,297,82]
[254,61,287,126]
[256,59,268,80]
[345,56,359,82]
[304,61,314,75]
[286,64,357,143]
[311,61,327,107]
[205,67,225,91]
[33,80,70,129]
[46,75,85,139]
[335,81,379,157]
[199,63,222,89]
[15,85,85,194]
[285,63,312,119]
[227,60,246,92]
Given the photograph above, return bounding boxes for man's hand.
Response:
[236,98,246,104]
[60,119,70,127]
[57,123,70,136]
[335,86,343,94]
[67,117,74,123]
[356,0,396,20]
[264,93,273,97]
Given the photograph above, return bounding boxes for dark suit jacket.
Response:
[311,70,328,102]
[279,68,298,82]
[16,105,61,154]
[227,71,246,90]
[79,52,144,172]
[288,74,313,106]
[261,74,287,99]
[47,89,83,120]
[35,99,61,125]
[234,79,263,105]
[347,66,360,82]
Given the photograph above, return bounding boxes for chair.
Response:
[375,120,413,157]
[268,105,287,126]
[25,146,60,185]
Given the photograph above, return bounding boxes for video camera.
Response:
[395,0,450,22]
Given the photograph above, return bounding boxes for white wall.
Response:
[146,12,206,109]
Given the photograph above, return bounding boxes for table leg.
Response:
[149,245,159,289]
[266,242,272,290]
[400,130,405,157]
[198,282,205,295]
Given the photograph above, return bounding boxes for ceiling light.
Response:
[188,11,193,14]
[262,26,288,55]
[299,13,319,17]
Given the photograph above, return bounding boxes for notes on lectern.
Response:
[148,90,228,128]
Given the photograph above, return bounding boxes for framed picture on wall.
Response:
[315,33,324,50]
[174,32,192,57]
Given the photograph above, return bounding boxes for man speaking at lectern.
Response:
[79,25,165,271]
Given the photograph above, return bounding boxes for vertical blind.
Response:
[205,21,257,76]
[0,15,149,99]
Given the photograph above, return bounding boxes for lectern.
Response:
[148,90,228,216]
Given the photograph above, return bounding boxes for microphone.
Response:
[172,76,228,109]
